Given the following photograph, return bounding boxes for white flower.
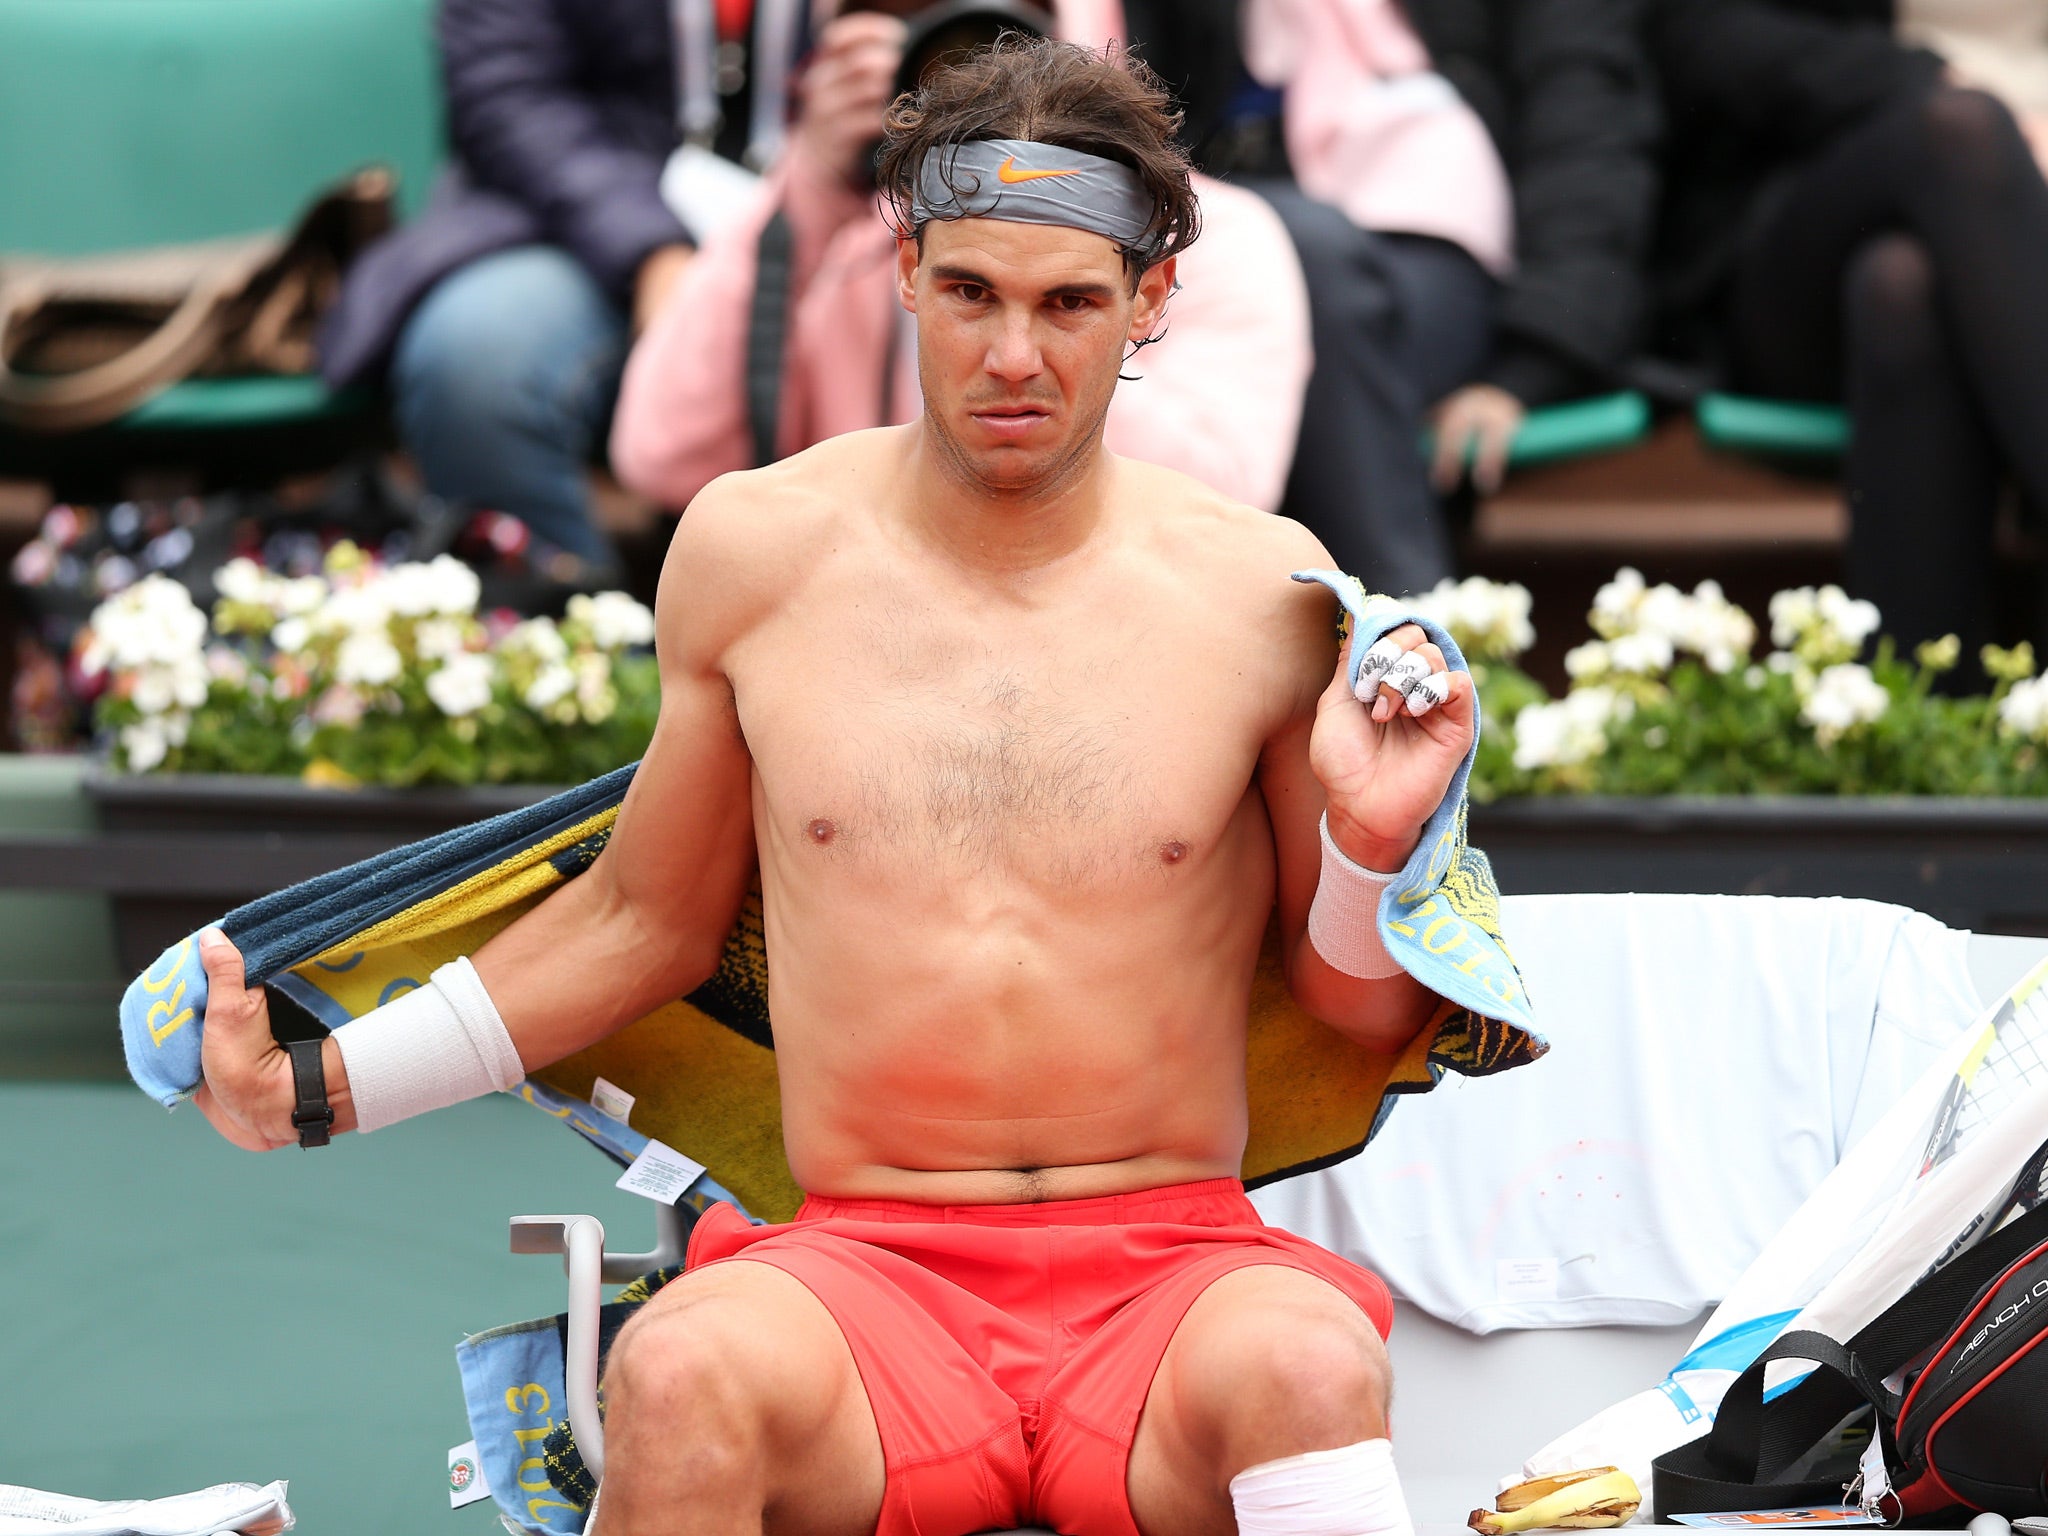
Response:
[426,652,496,718]
[504,617,570,667]
[1771,584,1882,666]
[80,575,208,678]
[128,657,207,716]
[1512,686,1625,772]
[573,651,617,723]
[1585,567,1754,675]
[568,591,657,652]
[1999,675,2048,742]
[271,617,312,655]
[213,557,273,607]
[1801,662,1890,746]
[323,582,393,638]
[1564,640,1611,681]
[414,619,468,663]
[524,662,576,710]
[1408,576,1534,661]
[336,631,403,687]
[382,561,442,619]
[378,556,480,619]
[120,719,170,773]
[131,670,176,715]
[425,554,482,617]
[1608,630,1676,675]
[278,576,328,616]
[1591,567,1646,635]
[1678,581,1758,673]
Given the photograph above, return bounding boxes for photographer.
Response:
[611,0,1314,513]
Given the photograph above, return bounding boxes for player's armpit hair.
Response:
[875,35,1201,279]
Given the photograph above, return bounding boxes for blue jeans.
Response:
[392,246,629,566]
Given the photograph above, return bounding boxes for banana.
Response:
[1496,1468,1622,1512]
[1467,1469,1643,1534]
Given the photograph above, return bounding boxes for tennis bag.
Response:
[1653,1198,2048,1521]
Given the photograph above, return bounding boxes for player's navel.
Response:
[806,817,838,846]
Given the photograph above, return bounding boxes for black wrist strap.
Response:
[285,1037,334,1149]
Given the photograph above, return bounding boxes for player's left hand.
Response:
[1309,623,1475,873]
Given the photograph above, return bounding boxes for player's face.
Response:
[898,217,1174,498]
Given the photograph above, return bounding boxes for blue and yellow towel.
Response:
[121,577,1543,1222]
[1291,568,1535,1035]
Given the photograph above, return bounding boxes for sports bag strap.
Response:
[1654,1332,1876,1518]
[1849,1200,2048,1377]
[744,207,795,469]
[1654,1202,2048,1519]
[0,267,242,433]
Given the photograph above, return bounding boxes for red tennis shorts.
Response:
[685,1176,1392,1536]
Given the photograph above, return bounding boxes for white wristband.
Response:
[1307,812,1405,979]
[331,957,525,1132]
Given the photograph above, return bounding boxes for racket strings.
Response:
[1952,988,2048,1145]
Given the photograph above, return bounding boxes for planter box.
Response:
[1472,795,2048,935]
[82,771,563,971]
[10,767,2048,976]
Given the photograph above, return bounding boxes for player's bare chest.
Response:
[734,593,1255,872]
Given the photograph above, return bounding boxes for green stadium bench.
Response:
[0,0,442,436]
[1423,391,1653,477]
[1696,392,1851,458]
[1504,390,1652,469]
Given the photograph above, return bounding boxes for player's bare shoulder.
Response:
[1116,456,1336,637]
[655,428,907,667]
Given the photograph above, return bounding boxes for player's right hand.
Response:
[192,927,297,1151]
[795,10,909,186]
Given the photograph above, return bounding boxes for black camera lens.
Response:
[895,0,1053,97]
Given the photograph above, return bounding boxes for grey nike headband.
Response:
[909,138,1160,254]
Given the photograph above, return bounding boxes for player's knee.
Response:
[604,1291,767,1448]
[1182,1280,1390,1445]
[1241,1310,1391,1434]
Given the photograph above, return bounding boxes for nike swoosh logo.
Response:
[996,156,1084,184]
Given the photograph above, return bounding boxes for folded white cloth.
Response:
[1253,893,1983,1331]
[0,1481,292,1536]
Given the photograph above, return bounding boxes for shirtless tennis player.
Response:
[191,39,1482,1536]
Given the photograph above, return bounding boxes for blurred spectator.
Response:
[319,0,811,581]
[1137,0,1659,597]
[610,0,1310,518]
[612,2,1312,513]
[1651,0,2048,675]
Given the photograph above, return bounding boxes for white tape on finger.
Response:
[1406,670,1452,715]
[1353,636,1407,701]
[1383,652,1434,697]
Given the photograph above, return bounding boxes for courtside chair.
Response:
[0,0,442,453]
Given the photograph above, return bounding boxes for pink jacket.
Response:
[1245,0,1514,275]
[612,0,1311,513]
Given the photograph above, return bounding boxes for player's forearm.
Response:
[245,862,724,1144]
[1286,937,1441,1055]
[1285,810,1438,1052]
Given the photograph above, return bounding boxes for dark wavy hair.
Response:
[874,34,1201,278]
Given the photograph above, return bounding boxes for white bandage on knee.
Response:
[1307,813,1405,979]
[1230,1438,1416,1536]
[331,957,525,1132]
